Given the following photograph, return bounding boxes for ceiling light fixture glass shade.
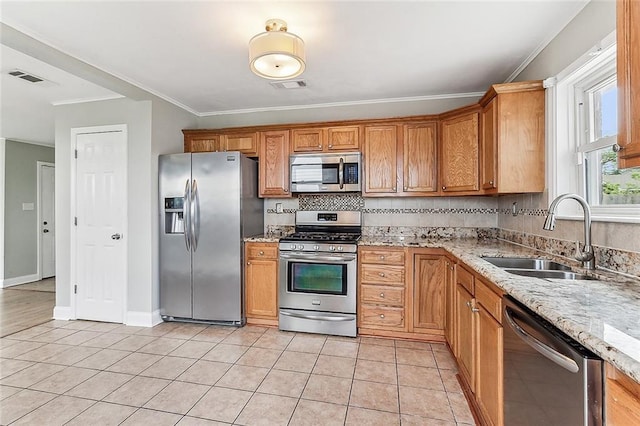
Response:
[249,19,306,80]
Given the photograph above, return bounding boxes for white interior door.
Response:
[75,129,127,323]
[40,163,55,278]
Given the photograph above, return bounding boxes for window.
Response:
[549,34,640,223]
[576,71,640,206]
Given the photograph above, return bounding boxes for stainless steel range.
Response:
[278,211,361,337]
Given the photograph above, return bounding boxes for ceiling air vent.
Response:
[270,80,307,89]
[8,69,46,83]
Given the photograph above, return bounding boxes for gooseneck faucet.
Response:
[543,193,595,270]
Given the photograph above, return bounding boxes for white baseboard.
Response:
[125,310,161,327]
[2,273,40,288]
[53,306,73,320]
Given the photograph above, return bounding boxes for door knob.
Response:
[111,233,122,240]
[43,229,49,233]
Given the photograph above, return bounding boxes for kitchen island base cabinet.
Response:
[244,242,278,326]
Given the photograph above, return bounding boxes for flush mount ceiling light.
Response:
[249,19,306,80]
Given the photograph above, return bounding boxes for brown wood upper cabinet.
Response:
[291,125,360,152]
[363,125,399,194]
[479,81,545,193]
[183,130,258,157]
[259,130,291,198]
[363,122,439,197]
[617,0,640,168]
[439,107,481,194]
[403,122,438,193]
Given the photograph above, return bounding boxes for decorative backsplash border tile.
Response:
[297,194,365,211]
[498,229,640,278]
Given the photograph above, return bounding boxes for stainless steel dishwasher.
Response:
[503,296,603,425]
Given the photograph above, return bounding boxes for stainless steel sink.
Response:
[503,269,596,280]
[482,257,572,271]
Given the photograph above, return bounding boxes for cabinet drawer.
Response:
[361,285,404,307]
[361,264,404,285]
[360,249,405,265]
[457,265,475,294]
[360,305,405,328]
[476,279,502,322]
[246,244,278,259]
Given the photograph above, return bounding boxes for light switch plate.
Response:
[22,202,34,211]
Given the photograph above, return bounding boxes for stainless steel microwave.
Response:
[290,152,362,193]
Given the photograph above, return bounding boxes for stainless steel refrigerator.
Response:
[159,152,263,325]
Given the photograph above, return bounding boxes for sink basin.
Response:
[503,269,596,280]
[482,257,572,271]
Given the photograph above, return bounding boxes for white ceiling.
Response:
[1,1,588,143]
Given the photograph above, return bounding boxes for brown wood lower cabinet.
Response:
[475,278,504,426]
[606,363,640,425]
[244,242,278,326]
[357,246,448,341]
[451,265,505,426]
[358,247,407,334]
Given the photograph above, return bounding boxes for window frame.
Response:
[547,33,640,223]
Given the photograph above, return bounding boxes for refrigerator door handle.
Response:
[191,179,200,251]
[183,178,191,252]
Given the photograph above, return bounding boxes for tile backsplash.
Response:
[264,194,639,277]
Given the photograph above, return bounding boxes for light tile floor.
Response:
[0,321,476,425]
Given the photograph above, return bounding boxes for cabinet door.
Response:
[440,112,480,192]
[617,0,640,168]
[403,122,438,193]
[456,284,475,391]
[476,304,503,426]
[291,128,325,152]
[245,258,278,319]
[412,254,445,332]
[327,126,360,151]
[222,133,258,157]
[444,261,457,355]
[185,135,220,153]
[363,125,398,194]
[481,99,498,190]
[259,131,291,197]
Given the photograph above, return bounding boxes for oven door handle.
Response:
[280,310,355,322]
[279,252,356,262]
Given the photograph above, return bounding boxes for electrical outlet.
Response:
[276,203,283,213]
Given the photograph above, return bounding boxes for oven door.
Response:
[278,251,357,314]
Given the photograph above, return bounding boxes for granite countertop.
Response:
[361,236,640,383]
[245,234,281,243]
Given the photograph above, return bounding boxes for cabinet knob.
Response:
[247,262,251,265]
[379,272,385,277]
[328,144,333,148]
[379,293,385,298]
[404,187,407,191]
[489,180,494,185]
[392,187,396,191]
[318,144,322,148]
[612,143,623,152]
[259,251,264,255]
[466,301,472,308]
[380,255,385,260]
[442,186,446,190]
[284,189,289,193]
[380,314,385,319]
[472,307,480,313]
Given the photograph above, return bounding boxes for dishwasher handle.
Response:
[504,306,580,373]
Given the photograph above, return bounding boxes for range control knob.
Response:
[337,246,344,251]
[290,244,296,250]
[329,245,336,251]
[314,245,320,251]
[297,244,305,251]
